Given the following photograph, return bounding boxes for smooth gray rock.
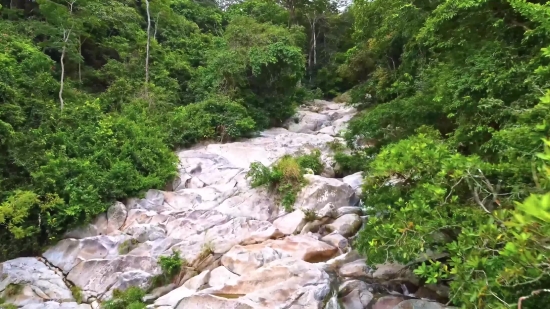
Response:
[0,258,74,307]
[326,214,363,237]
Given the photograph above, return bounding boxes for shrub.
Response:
[302,209,318,222]
[169,96,256,147]
[247,151,323,211]
[102,287,146,309]
[71,285,83,303]
[118,239,140,255]
[151,251,186,288]
[354,122,550,307]
[3,284,22,298]
[295,150,323,175]
[198,242,214,260]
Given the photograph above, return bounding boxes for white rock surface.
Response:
[0,258,75,307]
[0,100,450,309]
[178,258,331,309]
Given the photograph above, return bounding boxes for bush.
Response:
[247,151,323,211]
[190,16,305,128]
[354,122,550,307]
[151,251,186,288]
[0,99,178,260]
[71,285,83,304]
[102,287,146,309]
[118,239,140,255]
[169,96,256,146]
[295,150,323,175]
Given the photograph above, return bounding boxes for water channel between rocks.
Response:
[0,100,453,309]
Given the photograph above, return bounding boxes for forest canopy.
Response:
[2,0,550,307]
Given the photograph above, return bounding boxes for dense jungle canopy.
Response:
[2,0,550,307]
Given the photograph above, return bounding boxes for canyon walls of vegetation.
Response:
[2,0,550,308]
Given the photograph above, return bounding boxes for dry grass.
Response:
[276,155,302,183]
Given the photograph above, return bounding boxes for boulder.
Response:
[342,172,363,195]
[43,234,129,274]
[393,299,447,309]
[326,214,362,237]
[221,246,290,276]
[320,250,363,273]
[318,126,336,136]
[67,256,160,298]
[21,302,91,309]
[273,209,307,235]
[181,258,331,309]
[372,296,406,309]
[321,233,349,252]
[143,283,176,303]
[176,294,253,309]
[318,203,337,218]
[414,284,450,303]
[208,266,240,288]
[372,264,419,285]
[183,270,211,291]
[338,280,371,297]
[155,285,195,308]
[285,111,331,133]
[0,258,74,307]
[215,188,281,221]
[107,201,128,232]
[336,206,363,218]
[294,175,355,211]
[221,234,337,275]
[340,288,374,309]
[339,259,370,279]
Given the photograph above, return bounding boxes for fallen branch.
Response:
[518,289,550,309]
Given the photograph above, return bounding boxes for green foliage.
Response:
[295,149,323,175]
[102,287,146,309]
[355,101,550,308]
[159,251,185,279]
[0,0,321,259]
[118,238,140,255]
[70,285,83,304]
[302,208,318,222]
[191,16,306,127]
[151,250,186,288]
[169,96,256,146]
[248,151,323,211]
[3,284,22,298]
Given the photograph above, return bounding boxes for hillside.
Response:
[2,0,550,308]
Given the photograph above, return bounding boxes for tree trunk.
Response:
[313,15,317,66]
[145,0,151,102]
[154,13,160,40]
[78,36,82,83]
[59,45,67,110]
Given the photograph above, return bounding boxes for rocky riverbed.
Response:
[0,100,452,309]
